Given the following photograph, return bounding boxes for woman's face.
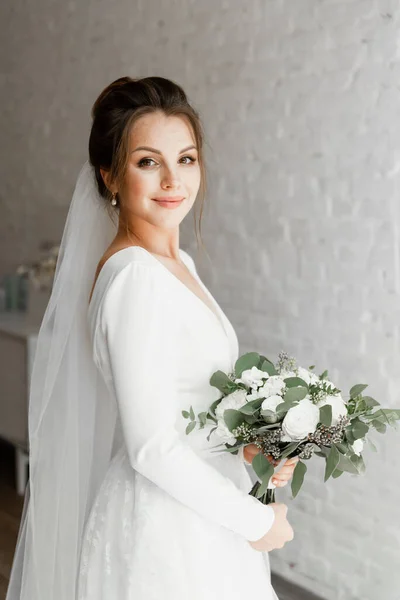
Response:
[111,111,201,230]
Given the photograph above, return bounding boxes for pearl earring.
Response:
[111,192,117,206]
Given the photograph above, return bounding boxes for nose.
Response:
[160,166,181,190]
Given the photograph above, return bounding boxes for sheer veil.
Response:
[6,160,119,599]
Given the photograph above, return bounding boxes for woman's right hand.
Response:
[248,503,294,552]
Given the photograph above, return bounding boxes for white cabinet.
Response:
[0,313,39,495]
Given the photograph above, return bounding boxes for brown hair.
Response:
[88,76,207,254]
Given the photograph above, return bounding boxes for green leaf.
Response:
[252,453,274,484]
[320,370,329,380]
[372,420,386,434]
[206,426,217,442]
[234,352,260,378]
[319,405,333,427]
[280,442,303,459]
[362,396,380,408]
[283,377,309,389]
[349,383,368,399]
[332,468,344,479]
[182,410,190,419]
[335,441,350,454]
[189,406,195,421]
[186,421,196,435]
[336,452,359,474]
[259,358,278,376]
[350,454,366,474]
[209,370,232,392]
[308,365,315,370]
[351,418,369,440]
[367,438,378,452]
[224,409,245,432]
[324,444,340,482]
[239,398,264,415]
[198,412,208,428]
[291,461,307,498]
[284,386,308,403]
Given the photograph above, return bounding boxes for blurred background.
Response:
[1,1,400,599]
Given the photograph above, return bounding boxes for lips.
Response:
[152,196,185,202]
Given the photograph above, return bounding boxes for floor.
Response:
[0,438,324,600]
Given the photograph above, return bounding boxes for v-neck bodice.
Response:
[89,246,228,340]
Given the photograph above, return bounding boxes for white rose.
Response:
[261,394,284,413]
[281,397,320,442]
[297,367,319,386]
[215,421,237,444]
[259,375,286,398]
[215,389,248,420]
[234,366,269,389]
[351,438,364,456]
[318,393,348,425]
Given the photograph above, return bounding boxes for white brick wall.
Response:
[1,1,400,598]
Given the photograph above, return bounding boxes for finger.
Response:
[285,456,300,466]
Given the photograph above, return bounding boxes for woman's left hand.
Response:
[242,444,299,487]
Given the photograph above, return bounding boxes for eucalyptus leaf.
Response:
[206,426,217,442]
[182,410,190,419]
[291,461,307,498]
[324,444,340,482]
[256,477,272,498]
[239,398,263,414]
[352,419,369,440]
[284,387,308,403]
[186,421,196,435]
[372,420,386,434]
[209,370,232,392]
[234,352,260,378]
[189,406,195,421]
[332,468,344,479]
[350,454,366,474]
[349,383,368,399]
[224,409,245,432]
[362,396,380,408]
[284,377,309,389]
[259,356,278,376]
[319,405,333,427]
[336,452,359,474]
[252,452,274,482]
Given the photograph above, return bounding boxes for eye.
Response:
[137,158,157,168]
[180,155,197,165]
[137,155,197,168]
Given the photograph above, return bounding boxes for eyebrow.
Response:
[131,144,197,155]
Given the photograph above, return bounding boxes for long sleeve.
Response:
[99,260,275,542]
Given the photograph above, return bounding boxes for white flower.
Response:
[281,397,320,442]
[297,367,319,386]
[280,370,297,378]
[234,366,269,389]
[318,393,348,425]
[261,394,284,413]
[246,389,263,401]
[351,438,364,456]
[215,389,248,420]
[215,421,237,444]
[259,375,286,398]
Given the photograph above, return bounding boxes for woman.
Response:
[7,76,296,600]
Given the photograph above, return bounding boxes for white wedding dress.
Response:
[77,245,279,600]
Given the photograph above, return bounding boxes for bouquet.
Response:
[183,351,400,505]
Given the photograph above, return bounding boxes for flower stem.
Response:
[249,481,276,505]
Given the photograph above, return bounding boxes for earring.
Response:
[111,192,117,206]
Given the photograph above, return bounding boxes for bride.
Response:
[6,75,296,600]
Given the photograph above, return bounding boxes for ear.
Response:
[100,167,115,193]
